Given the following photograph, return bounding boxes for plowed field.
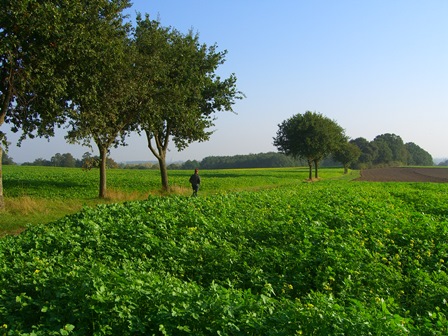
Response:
[356,167,448,182]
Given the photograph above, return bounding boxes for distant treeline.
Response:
[349,134,434,169]
[2,152,120,169]
[2,133,440,169]
[177,152,304,170]
[2,152,304,169]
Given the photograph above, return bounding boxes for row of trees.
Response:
[19,153,119,169]
[198,152,302,169]
[4,152,301,170]
[4,141,434,171]
[350,134,433,169]
[273,111,433,179]
[1,1,243,208]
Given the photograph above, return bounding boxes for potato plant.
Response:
[1,180,448,335]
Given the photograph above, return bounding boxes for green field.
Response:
[0,166,347,236]
[1,166,448,335]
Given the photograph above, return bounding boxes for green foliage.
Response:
[199,152,304,169]
[332,142,361,173]
[406,142,434,166]
[351,134,434,168]
[0,0,132,210]
[274,111,346,179]
[1,0,131,141]
[134,15,244,190]
[1,152,15,165]
[1,166,338,233]
[135,15,243,152]
[2,166,323,199]
[1,178,447,334]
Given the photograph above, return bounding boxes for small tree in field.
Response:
[273,111,346,179]
[333,141,361,174]
[134,15,243,191]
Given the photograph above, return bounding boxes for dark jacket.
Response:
[189,173,201,186]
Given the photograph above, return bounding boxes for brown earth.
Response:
[356,167,448,183]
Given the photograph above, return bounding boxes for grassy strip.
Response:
[1,191,150,237]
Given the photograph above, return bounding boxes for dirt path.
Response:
[356,167,448,182]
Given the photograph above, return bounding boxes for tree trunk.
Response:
[314,160,319,179]
[98,145,108,198]
[1,106,8,211]
[158,156,169,191]
[1,72,14,211]
[307,160,312,180]
[344,165,348,174]
[0,147,4,210]
[145,130,170,191]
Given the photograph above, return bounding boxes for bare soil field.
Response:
[356,167,448,183]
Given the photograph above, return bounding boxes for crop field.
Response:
[2,166,347,199]
[1,167,448,334]
[0,166,345,235]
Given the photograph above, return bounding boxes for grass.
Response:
[0,166,350,236]
[2,197,81,235]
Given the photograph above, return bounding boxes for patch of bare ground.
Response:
[355,167,448,182]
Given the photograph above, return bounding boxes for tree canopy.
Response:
[273,111,346,179]
[333,142,361,174]
[65,10,135,198]
[199,152,303,169]
[134,15,244,190]
[0,0,131,208]
[350,134,433,168]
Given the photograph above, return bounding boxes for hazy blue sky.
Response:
[6,0,448,163]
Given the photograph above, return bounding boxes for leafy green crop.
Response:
[1,180,448,334]
[1,166,347,236]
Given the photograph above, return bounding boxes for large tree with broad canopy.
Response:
[133,15,244,191]
[0,0,131,208]
[64,9,135,198]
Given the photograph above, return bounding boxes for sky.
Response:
[5,0,448,163]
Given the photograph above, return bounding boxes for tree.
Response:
[65,6,134,198]
[373,139,394,165]
[273,111,346,179]
[333,141,361,174]
[134,16,243,191]
[61,153,76,168]
[182,160,201,170]
[1,152,15,165]
[373,133,408,165]
[22,158,51,166]
[199,152,301,169]
[1,0,71,208]
[0,0,131,208]
[405,142,433,166]
[51,153,63,167]
[350,137,378,169]
[49,153,76,167]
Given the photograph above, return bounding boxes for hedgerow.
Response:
[1,181,447,335]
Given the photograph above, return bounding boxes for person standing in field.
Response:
[189,168,201,197]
